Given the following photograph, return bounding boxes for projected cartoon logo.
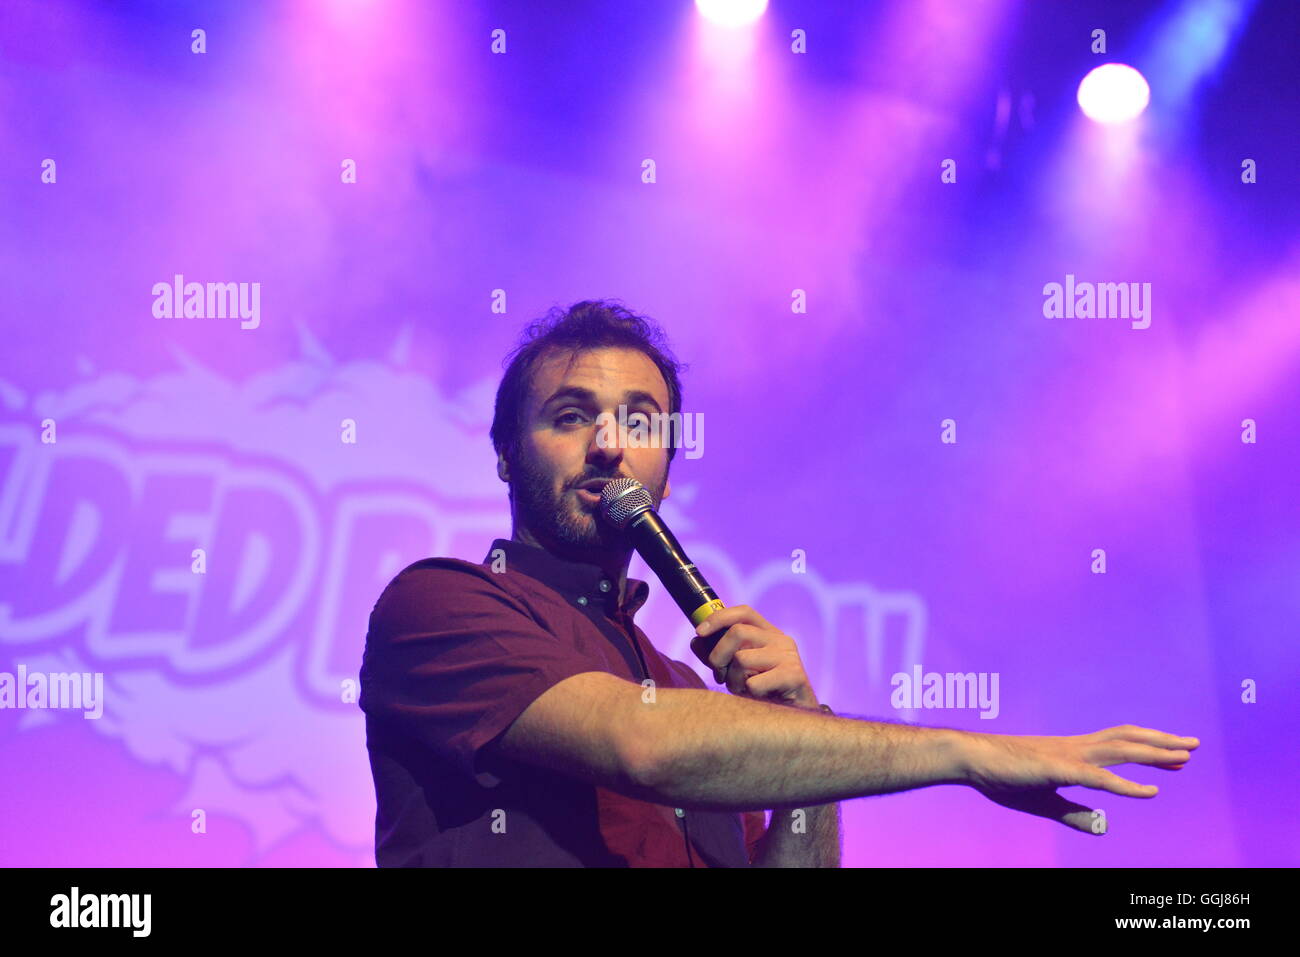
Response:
[0,329,927,863]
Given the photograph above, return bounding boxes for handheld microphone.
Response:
[599,477,728,665]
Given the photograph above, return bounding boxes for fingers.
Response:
[1083,727,1198,778]
[690,631,735,681]
[696,604,771,635]
[970,726,1194,833]
[1089,743,1193,769]
[694,607,798,689]
[1096,725,1200,751]
[696,622,764,681]
[981,788,1104,835]
[725,647,782,694]
[719,647,801,697]
[1084,765,1159,798]
[688,633,718,675]
[742,666,804,702]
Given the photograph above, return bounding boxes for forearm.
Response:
[754,701,842,867]
[753,801,841,867]
[630,687,968,811]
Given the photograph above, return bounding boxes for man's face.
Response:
[501,346,672,558]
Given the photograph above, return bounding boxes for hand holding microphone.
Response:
[599,478,820,708]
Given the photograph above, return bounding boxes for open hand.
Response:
[961,724,1200,834]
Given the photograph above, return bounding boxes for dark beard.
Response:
[509,448,663,562]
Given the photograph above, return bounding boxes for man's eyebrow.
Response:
[539,386,664,413]
[540,386,598,410]
[622,390,663,413]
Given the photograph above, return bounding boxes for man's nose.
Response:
[586,415,624,466]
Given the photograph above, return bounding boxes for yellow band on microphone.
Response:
[689,599,726,626]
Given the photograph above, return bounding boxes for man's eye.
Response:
[555,411,586,426]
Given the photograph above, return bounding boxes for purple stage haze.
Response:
[1,0,1296,867]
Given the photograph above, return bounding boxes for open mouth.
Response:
[574,486,604,506]
[573,478,613,507]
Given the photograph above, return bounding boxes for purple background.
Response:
[1,0,1297,867]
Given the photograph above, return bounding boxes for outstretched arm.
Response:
[492,672,1198,837]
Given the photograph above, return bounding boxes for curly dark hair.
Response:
[490,299,686,468]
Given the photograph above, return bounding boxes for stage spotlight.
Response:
[1077,63,1151,124]
[695,0,768,28]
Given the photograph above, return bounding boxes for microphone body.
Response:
[600,478,727,662]
[624,509,725,627]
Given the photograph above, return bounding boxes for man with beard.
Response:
[359,300,1198,867]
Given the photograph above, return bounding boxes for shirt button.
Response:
[576,596,588,606]
[598,580,611,592]
[674,807,685,818]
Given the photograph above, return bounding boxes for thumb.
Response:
[980,788,1103,834]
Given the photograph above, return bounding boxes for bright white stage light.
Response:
[695,0,768,28]
[1077,63,1151,124]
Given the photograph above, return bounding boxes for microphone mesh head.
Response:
[599,477,653,529]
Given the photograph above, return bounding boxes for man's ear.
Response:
[662,475,671,501]
[496,449,510,483]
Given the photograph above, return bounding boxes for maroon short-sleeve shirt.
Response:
[360,537,768,866]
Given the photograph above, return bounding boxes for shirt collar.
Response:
[482,538,650,620]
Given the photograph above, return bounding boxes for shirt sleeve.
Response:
[359,560,612,788]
